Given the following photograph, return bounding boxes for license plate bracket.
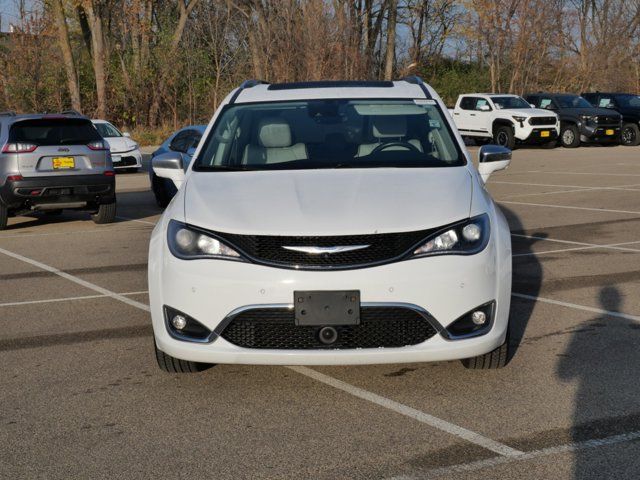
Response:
[294,290,360,326]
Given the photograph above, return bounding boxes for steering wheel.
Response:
[371,141,422,155]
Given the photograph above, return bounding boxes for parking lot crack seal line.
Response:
[0,246,150,312]
[288,366,524,458]
[389,430,640,479]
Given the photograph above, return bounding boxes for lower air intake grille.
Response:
[220,306,438,349]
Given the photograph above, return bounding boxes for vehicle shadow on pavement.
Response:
[557,286,640,479]
[499,206,544,364]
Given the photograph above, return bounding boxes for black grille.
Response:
[113,156,137,167]
[529,116,557,126]
[215,228,438,270]
[596,116,619,125]
[220,306,438,349]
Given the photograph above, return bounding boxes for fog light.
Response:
[172,314,187,330]
[471,310,487,325]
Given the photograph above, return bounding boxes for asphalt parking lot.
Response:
[1,145,640,479]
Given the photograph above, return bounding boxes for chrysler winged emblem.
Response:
[282,245,370,255]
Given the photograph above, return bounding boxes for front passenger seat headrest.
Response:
[372,116,407,138]
[258,118,293,148]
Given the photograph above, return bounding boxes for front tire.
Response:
[461,332,510,369]
[493,126,515,149]
[154,341,213,373]
[621,123,640,146]
[91,202,116,224]
[0,203,7,230]
[560,124,580,148]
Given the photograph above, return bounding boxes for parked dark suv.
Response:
[0,112,116,230]
[582,92,640,146]
[524,93,622,148]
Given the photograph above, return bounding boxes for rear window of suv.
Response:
[10,118,102,146]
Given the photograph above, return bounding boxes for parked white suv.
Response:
[149,78,513,373]
[451,94,559,149]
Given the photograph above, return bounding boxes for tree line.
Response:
[1,0,640,134]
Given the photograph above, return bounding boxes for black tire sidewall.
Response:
[560,124,580,148]
[0,203,7,230]
[621,123,640,146]
[494,126,515,150]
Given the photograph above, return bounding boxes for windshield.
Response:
[555,95,592,109]
[10,118,102,146]
[194,99,464,171]
[615,94,640,108]
[492,96,531,109]
[94,122,122,138]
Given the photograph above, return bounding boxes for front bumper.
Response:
[515,125,559,143]
[111,149,142,169]
[580,124,621,143]
[0,174,115,210]
[149,217,512,365]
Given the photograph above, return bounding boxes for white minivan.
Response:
[149,78,513,373]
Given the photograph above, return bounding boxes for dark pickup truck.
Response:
[582,92,640,146]
[524,93,622,148]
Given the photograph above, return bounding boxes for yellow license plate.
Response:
[52,157,75,169]
[540,131,550,138]
[606,129,614,136]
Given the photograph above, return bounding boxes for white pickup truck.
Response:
[450,94,560,149]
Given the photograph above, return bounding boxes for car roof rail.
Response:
[0,111,17,117]
[60,109,83,116]
[229,79,270,104]
[400,75,432,99]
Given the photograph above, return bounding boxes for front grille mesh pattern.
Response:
[595,116,619,125]
[220,307,438,349]
[529,117,557,126]
[214,229,437,269]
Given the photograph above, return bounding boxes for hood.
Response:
[184,168,473,236]
[497,108,557,118]
[561,107,621,119]
[105,136,138,153]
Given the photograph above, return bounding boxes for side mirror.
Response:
[478,145,511,183]
[530,103,536,108]
[123,132,131,138]
[478,104,491,112]
[152,152,186,189]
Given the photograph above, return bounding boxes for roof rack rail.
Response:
[267,80,394,90]
[0,111,17,117]
[229,79,270,104]
[400,76,432,99]
[60,109,83,116]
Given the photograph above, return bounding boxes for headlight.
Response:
[580,114,595,123]
[512,116,526,123]
[412,214,490,257]
[168,220,242,260]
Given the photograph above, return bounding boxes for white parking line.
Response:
[390,430,640,479]
[520,170,640,177]
[0,290,148,308]
[288,366,524,457]
[512,293,640,322]
[116,215,157,226]
[0,246,150,312]
[501,200,640,216]
[512,235,640,256]
[0,228,151,240]
[490,180,640,191]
